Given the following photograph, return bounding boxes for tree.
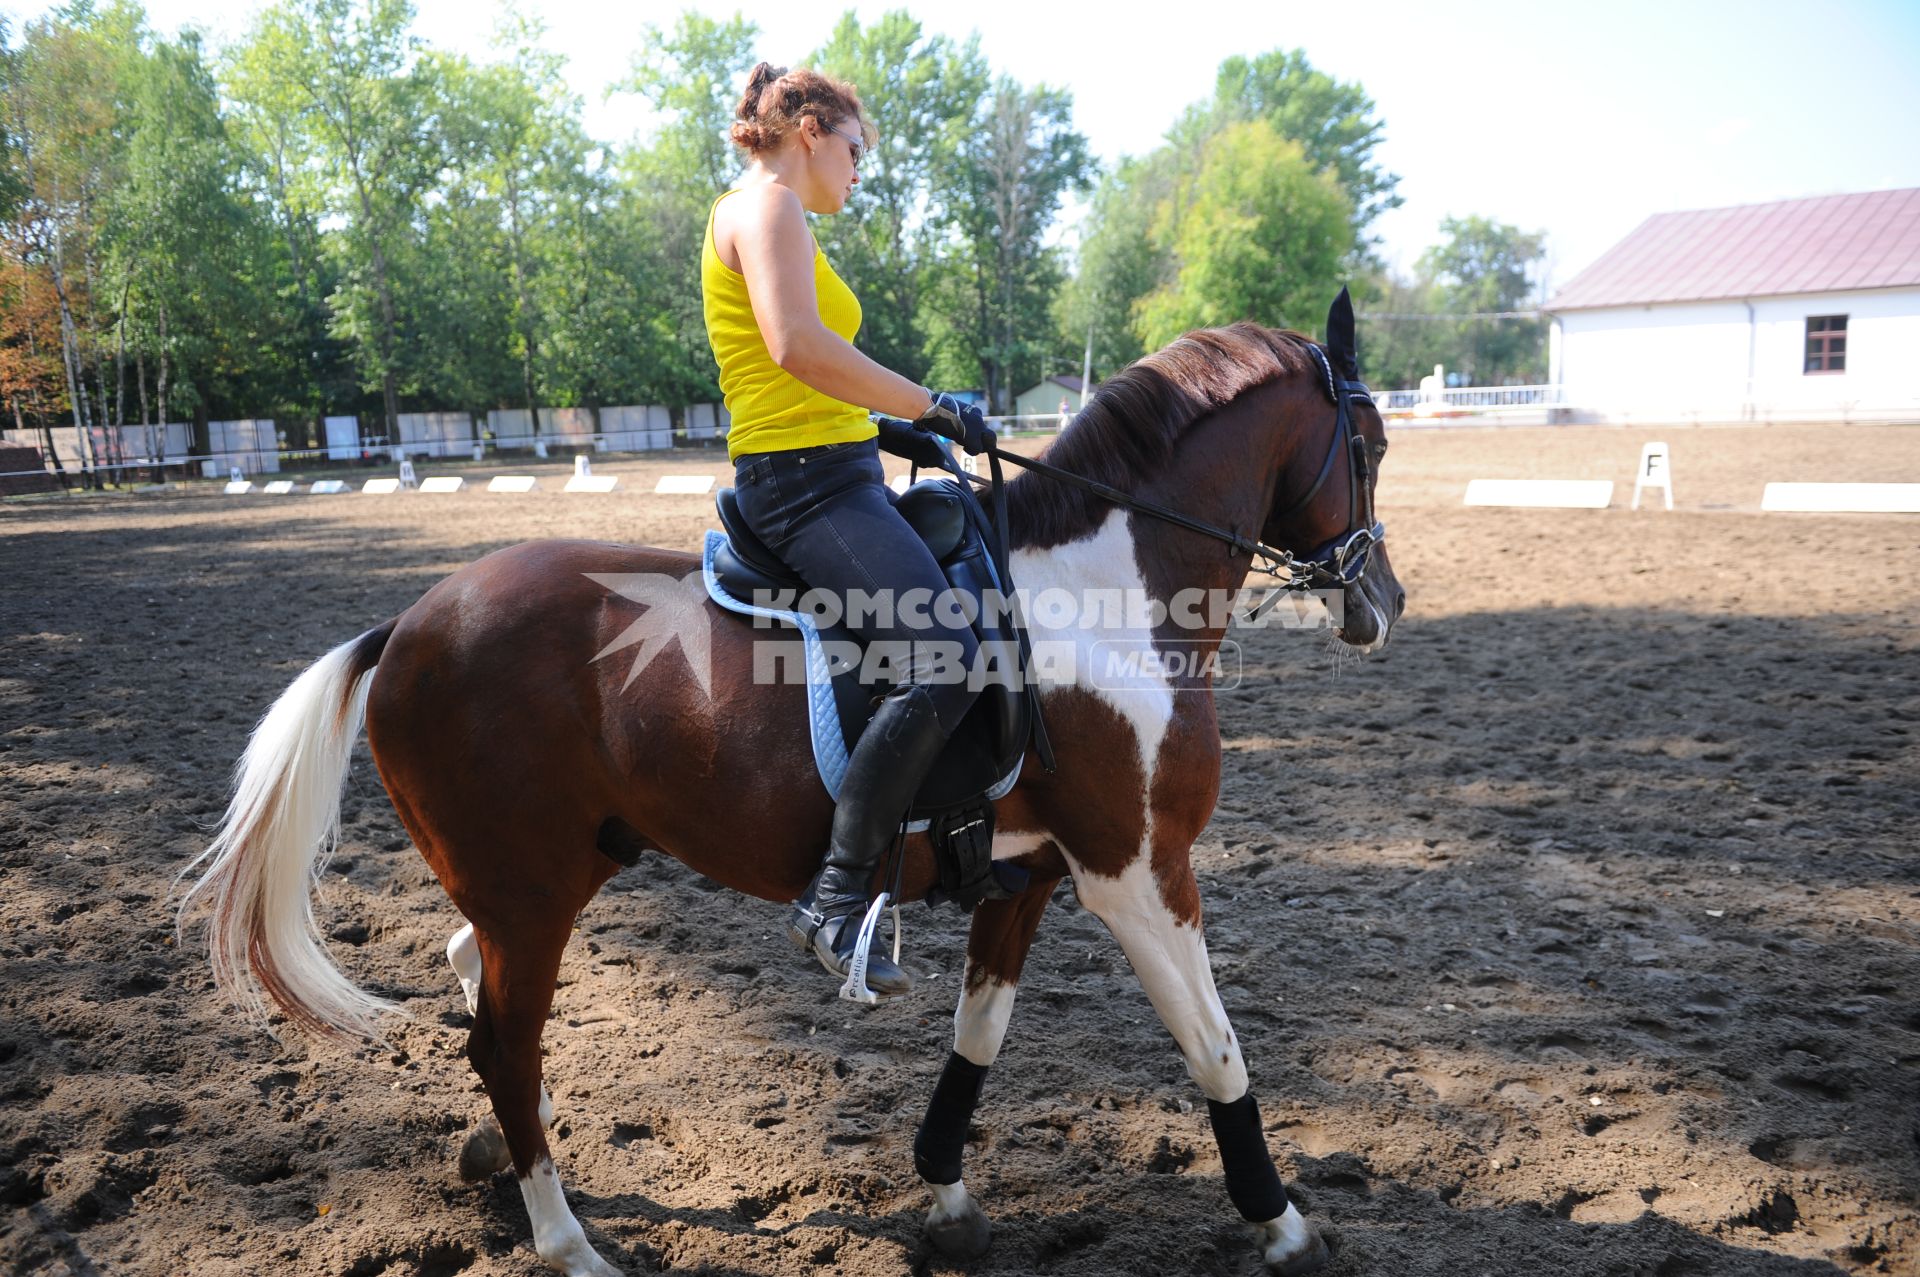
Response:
[1205,49,1400,244]
[1133,121,1351,350]
[106,28,285,447]
[808,11,986,382]
[618,12,760,407]
[233,0,440,439]
[1064,47,1398,382]
[1417,214,1546,384]
[926,78,1091,412]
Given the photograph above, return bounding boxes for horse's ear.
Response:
[1325,286,1358,380]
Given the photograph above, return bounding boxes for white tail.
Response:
[177,623,396,1041]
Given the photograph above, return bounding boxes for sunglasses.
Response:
[821,122,864,167]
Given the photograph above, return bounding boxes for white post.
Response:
[1080,318,1094,409]
[1631,441,1673,511]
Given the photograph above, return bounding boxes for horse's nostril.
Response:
[1394,589,1407,618]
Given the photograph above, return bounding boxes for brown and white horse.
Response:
[181,318,1402,1276]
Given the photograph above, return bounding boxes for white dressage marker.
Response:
[262,480,295,495]
[223,480,254,495]
[565,474,619,493]
[1464,478,1614,509]
[487,475,539,493]
[420,476,465,493]
[1761,483,1920,513]
[1631,441,1673,511]
[362,477,402,494]
[653,475,714,495]
[398,459,419,490]
[310,480,348,494]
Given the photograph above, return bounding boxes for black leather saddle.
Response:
[711,480,1031,825]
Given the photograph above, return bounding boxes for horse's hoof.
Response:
[458,1117,512,1182]
[1265,1220,1331,1276]
[926,1203,992,1260]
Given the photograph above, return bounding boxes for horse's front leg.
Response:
[915,872,1063,1260]
[1068,852,1330,1276]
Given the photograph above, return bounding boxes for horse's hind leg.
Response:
[917,875,1062,1260]
[465,919,621,1277]
[1069,854,1329,1276]
[448,921,553,1178]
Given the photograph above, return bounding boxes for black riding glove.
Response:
[917,392,996,456]
[873,416,948,468]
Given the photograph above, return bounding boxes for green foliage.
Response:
[808,11,986,382]
[0,3,1544,443]
[924,77,1092,411]
[1206,49,1400,239]
[1065,46,1392,384]
[1133,120,1351,349]
[1417,215,1547,385]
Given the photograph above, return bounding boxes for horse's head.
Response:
[1260,288,1405,651]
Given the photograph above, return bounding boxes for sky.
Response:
[12,0,1920,292]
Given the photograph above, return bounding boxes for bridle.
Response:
[936,342,1387,598]
[1263,344,1387,593]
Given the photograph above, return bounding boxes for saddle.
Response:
[703,477,1042,909]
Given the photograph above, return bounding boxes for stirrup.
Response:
[838,892,901,1005]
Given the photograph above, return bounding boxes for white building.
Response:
[1544,188,1920,424]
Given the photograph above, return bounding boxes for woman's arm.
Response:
[729,184,932,421]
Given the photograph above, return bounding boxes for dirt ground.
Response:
[2,422,1916,1277]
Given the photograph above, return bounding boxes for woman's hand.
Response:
[873,417,949,467]
[918,393,996,456]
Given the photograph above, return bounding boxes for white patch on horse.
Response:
[927,1178,974,1225]
[448,923,555,1128]
[519,1157,621,1277]
[1011,509,1176,787]
[447,923,483,1014]
[989,830,1050,864]
[953,976,1019,1067]
[1060,853,1248,1103]
[1257,1204,1317,1267]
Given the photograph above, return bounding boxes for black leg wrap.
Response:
[1207,1092,1290,1222]
[914,1052,989,1185]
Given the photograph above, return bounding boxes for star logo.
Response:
[585,571,715,697]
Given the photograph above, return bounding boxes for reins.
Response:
[930,343,1385,597]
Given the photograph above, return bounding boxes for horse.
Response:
[180,301,1403,1277]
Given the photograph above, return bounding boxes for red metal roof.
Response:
[1545,188,1920,311]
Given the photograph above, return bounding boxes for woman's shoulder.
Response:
[713,182,814,268]
[718,181,804,229]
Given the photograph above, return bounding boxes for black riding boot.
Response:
[788,682,951,998]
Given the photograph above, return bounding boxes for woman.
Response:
[704,62,993,998]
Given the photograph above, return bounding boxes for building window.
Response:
[1805,315,1847,374]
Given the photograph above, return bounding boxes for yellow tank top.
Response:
[702,189,876,460]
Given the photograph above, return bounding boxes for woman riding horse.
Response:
[705,62,995,997]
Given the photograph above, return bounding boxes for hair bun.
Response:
[737,61,785,122]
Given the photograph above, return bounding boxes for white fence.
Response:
[1373,381,1920,427]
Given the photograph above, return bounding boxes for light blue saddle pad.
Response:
[700,529,1021,831]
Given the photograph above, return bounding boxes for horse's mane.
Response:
[1005,322,1321,548]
